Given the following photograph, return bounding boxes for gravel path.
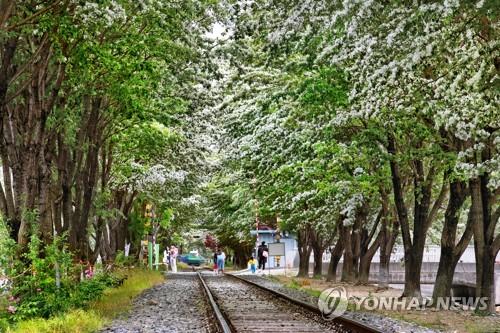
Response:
[100,272,217,333]
[238,274,439,333]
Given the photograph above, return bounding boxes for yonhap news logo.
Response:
[318,286,349,319]
[318,287,489,319]
[346,296,489,311]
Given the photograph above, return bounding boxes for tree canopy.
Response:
[0,0,499,319]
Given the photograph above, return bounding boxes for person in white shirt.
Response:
[163,250,169,271]
[169,245,178,273]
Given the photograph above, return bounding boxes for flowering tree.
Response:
[215,0,498,311]
[0,0,221,262]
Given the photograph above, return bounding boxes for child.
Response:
[248,256,257,274]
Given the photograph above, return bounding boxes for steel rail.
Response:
[225,273,384,333]
[196,271,233,333]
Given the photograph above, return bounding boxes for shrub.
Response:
[0,216,16,272]
[6,269,164,333]
[10,269,123,322]
[8,226,79,321]
[114,251,134,267]
[4,224,124,323]
[0,317,9,332]
[70,273,123,309]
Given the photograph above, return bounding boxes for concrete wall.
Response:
[496,274,500,305]
[306,261,500,304]
[316,262,481,284]
[319,245,499,264]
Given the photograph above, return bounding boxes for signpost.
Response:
[148,239,153,270]
[268,242,285,256]
[268,242,286,275]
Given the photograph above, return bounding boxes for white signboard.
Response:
[268,242,285,256]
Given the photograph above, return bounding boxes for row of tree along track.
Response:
[196,271,383,333]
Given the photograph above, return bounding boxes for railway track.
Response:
[197,271,383,333]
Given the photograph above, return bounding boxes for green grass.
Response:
[286,279,322,298]
[464,321,500,333]
[266,275,280,282]
[176,262,190,271]
[6,269,164,333]
[304,288,321,298]
[387,312,447,331]
[280,278,357,312]
[8,309,103,333]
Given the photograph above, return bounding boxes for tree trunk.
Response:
[379,217,399,289]
[310,229,326,277]
[387,135,445,299]
[478,249,496,313]
[358,233,381,284]
[233,246,250,268]
[326,240,343,282]
[433,180,472,300]
[379,247,390,289]
[356,206,381,284]
[297,226,312,277]
[312,245,323,277]
[403,252,423,298]
[38,171,54,244]
[0,141,15,219]
[358,255,372,284]
[470,174,497,313]
[378,188,391,289]
[298,249,311,277]
[0,38,19,227]
[341,225,355,282]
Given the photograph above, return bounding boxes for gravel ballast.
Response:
[100,272,216,333]
[238,274,439,333]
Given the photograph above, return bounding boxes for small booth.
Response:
[250,229,297,268]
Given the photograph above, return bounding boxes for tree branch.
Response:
[0,0,15,28]
[388,133,412,249]
[425,180,449,230]
[454,207,474,258]
[4,1,62,31]
[8,33,50,85]
[493,233,500,257]
[367,208,382,247]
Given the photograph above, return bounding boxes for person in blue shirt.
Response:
[216,249,226,274]
[248,256,257,274]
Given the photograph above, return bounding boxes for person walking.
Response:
[257,241,268,272]
[213,249,219,275]
[163,249,169,271]
[170,245,178,273]
[248,256,257,274]
[216,249,226,274]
